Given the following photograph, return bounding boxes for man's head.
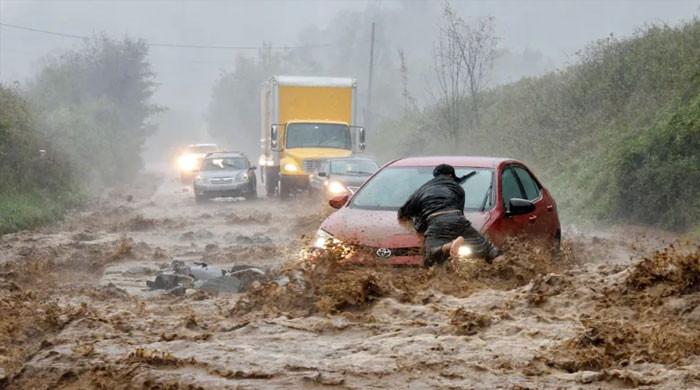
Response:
[433,164,457,179]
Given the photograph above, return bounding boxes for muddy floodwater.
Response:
[1,172,699,389]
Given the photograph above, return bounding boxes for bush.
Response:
[378,19,700,230]
[0,86,82,234]
[612,95,700,229]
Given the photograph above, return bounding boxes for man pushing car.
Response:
[398,164,501,267]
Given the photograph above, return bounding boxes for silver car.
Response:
[193,152,257,202]
[309,157,378,199]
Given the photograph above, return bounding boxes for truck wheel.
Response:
[279,179,290,199]
[264,170,277,197]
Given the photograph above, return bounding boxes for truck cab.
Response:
[259,76,365,198]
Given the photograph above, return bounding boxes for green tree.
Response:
[28,35,161,185]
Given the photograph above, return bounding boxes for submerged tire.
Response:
[245,183,258,200]
[264,169,278,197]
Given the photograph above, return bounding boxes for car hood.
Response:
[285,148,352,161]
[199,169,245,179]
[321,207,490,248]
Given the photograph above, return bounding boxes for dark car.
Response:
[193,152,257,202]
[314,156,561,265]
[309,157,378,199]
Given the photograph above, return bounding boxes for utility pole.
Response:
[366,21,376,131]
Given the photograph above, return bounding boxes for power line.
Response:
[0,21,337,51]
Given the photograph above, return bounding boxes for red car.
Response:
[314,156,561,265]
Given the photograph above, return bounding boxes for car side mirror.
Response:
[328,194,349,209]
[318,171,328,178]
[506,198,535,216]
[270,125,279,149]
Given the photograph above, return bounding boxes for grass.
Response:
[0,189,84,235]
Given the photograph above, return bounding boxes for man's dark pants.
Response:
[423,213,495,267]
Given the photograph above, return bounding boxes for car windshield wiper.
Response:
[459,170,477,183]
[480,180,493,212]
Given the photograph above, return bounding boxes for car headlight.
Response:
[177,154,198,172]
[237,172,249,182]
[258,156,274,167]
[326,181,348,196]
[194,174,203,183]
[283,162,299,173]
[457,245,473,258]
[313,229,340,249]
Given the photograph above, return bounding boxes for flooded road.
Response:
[1,172,699,389]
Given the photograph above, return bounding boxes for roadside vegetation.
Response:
[377,17,700,231]
[0,86,80,234]
[0,36,160,234]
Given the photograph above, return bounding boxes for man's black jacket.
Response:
[398,175,465,233]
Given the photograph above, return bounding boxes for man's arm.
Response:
[456,183,466,213]
[398,189,421,220]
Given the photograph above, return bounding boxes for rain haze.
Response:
[2,1,700,389]
[1,1,697,159]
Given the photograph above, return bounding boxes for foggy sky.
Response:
[1,0,698,143]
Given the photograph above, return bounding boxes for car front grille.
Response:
[351,245,422,258]
[302,159,324,174]
[209,177,234,184]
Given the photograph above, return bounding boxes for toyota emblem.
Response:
[376,248,392,258]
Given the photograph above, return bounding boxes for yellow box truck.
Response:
[259,76,365,198]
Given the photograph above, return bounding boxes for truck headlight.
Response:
[326,181,348,196]
[283,162,299,173]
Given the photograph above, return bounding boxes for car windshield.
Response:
[350,166,494,211]
[202,157,247,170]
[188,145,218,154]
[286,123,351,149]
[330,159,378,175]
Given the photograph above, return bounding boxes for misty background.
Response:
[2,0,697,162]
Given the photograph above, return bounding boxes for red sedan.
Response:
[314,156,561,265]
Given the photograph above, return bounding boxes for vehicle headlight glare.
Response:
[178,154,197,172]
[327,181,347,195]
[313,229,337,249]
[284,162,298,172]
[458,245,473,258]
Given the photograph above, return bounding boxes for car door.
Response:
[512,165,556,240]
[499,165,540,240]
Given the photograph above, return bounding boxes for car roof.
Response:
[188,143,217,147]
[390,156,516,169]
[205,151,246,158]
